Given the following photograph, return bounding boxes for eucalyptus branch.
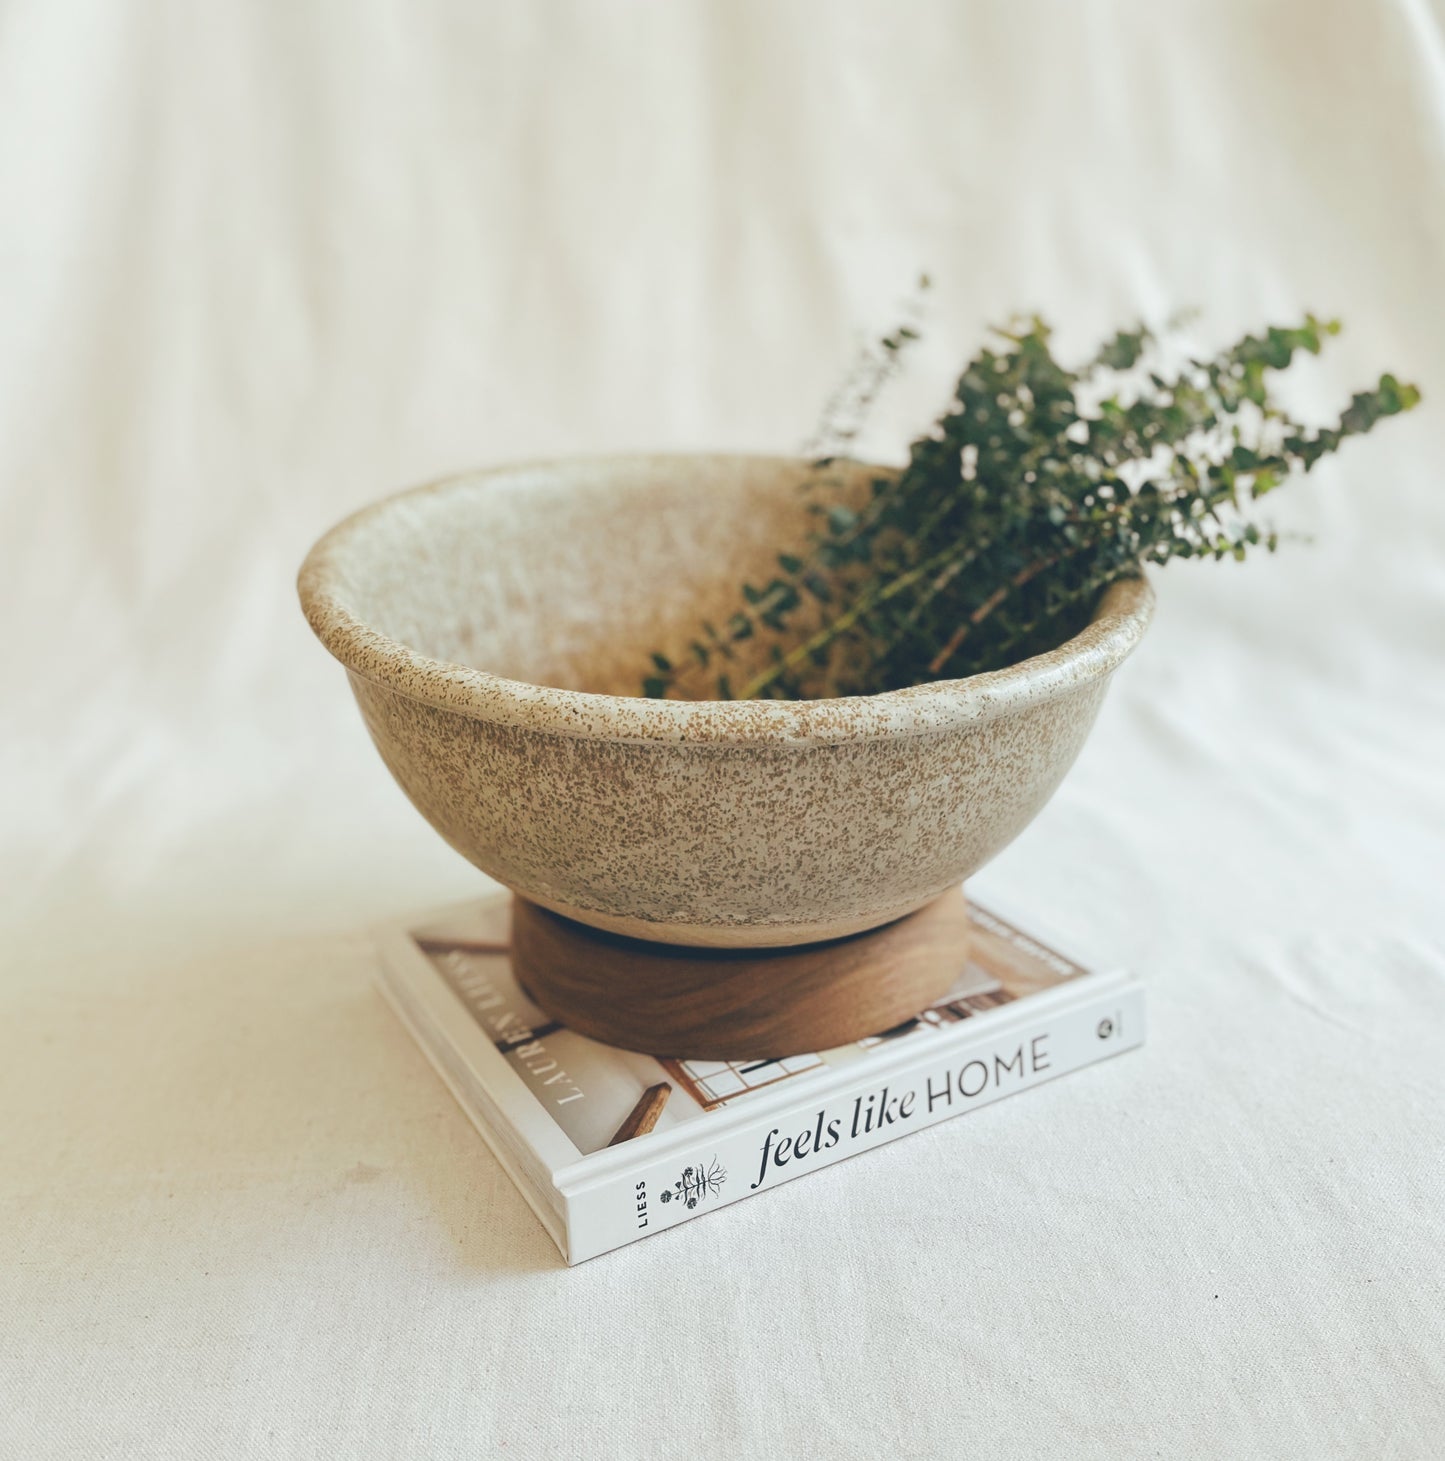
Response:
[735,526,999,699]
[643,314,1420,701]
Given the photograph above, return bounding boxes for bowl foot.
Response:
[511,889,969,1060]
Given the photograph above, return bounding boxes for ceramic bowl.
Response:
[298,454,1153,948]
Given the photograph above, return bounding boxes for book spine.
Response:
[561,982,1144,1264]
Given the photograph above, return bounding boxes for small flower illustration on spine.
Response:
[658,1157,727,1209]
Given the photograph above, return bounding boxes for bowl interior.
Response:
[325,455,877,697]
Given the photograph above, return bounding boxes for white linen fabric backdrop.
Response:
[3,2,1443,1457]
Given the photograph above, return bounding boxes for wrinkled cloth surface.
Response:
[2,3,1443,1457]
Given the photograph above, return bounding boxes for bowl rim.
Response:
[297,452,1155,745]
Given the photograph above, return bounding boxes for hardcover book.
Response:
[374,893,1144,1264]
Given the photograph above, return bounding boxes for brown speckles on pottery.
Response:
[298,455,1153,947]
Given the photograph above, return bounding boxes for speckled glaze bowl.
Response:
[299,455,1153,948]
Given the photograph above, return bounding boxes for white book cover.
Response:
[374,893,1144,1265]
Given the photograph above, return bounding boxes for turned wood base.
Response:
[511,889,970,1060]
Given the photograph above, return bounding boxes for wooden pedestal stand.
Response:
[511,888,970,1061]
